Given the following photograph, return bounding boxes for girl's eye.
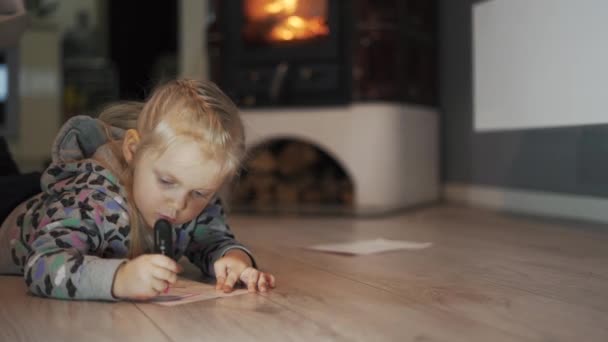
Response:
[192,191,206,199]
[159,177,173,186]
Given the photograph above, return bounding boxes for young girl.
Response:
[0,79,276,301]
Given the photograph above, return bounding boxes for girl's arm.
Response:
[18,192,127,301]
[184,197,256,278]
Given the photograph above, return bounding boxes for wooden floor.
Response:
[1,205,607,341]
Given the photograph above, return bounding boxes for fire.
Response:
[264,0,297,15]
[270,15,329,41]
[244,0,329,43]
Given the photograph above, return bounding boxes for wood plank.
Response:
[0,276,169,342]
[250,244,608,342]
[134,261,343,341]
[228,205,608,341]
[2,205,605,341]
[229,206,608,310]
[245,247,526,342]
[137,251,522,341]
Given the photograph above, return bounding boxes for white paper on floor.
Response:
[306,238,432,255]
[149,278,248,306]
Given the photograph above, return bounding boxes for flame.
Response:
[269,15,329,41]
[264,0,297,15]
[244,0,329,42]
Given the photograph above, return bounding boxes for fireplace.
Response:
[208,0,351,107]
[209,1,440,215]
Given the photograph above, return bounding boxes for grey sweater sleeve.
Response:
[23,229,127,301]
[22,194,127,301]
[184,197,256,278]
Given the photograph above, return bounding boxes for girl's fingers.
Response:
[150,255,181,273]
[258,273,269,292]
[222,270,240,293]
[151,278,168,294]
[267,273,276,288]
[214,262,228,290]
[151,265,177,285]
[247,269,260,292]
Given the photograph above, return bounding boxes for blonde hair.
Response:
[98,79,245,258]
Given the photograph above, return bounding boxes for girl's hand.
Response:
[112,254,182,300]
[214,249,276,293]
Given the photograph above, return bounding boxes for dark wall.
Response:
[108,1,177,100]
[439,0,608,197]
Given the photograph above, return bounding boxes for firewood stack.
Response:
[230,140,354,212]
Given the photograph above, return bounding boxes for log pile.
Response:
[230,140,354,212]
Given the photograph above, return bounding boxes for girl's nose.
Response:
[172,193,188,212]
[162,207,177,219]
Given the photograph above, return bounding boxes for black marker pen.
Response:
[154,219,174,294]
[154,219,174,258]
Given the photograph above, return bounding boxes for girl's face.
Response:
[131,140,226,228]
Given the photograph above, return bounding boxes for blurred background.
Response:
[2,0,608,224]
[1,0,180,173]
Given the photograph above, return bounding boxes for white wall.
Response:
[473,0,608,132]
[8,27,61,173]
[6,0,104,172]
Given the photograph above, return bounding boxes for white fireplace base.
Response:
[238,102,440,215]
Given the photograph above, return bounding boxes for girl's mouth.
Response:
[158,214,176,223]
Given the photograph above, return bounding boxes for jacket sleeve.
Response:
[22,191,127,301]
[184,197,256,278]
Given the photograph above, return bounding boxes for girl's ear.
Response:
[122,129,141,164]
